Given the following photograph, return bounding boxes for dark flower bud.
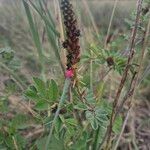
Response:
[106,57,114,66]
[74,29,81,37]
[61,0,81,70]
[62,40,69,48]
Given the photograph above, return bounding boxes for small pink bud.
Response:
[65,69,74,78]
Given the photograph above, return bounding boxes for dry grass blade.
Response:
[23,0,65,75]
[23,0,46,80]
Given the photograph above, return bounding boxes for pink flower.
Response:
[65,69,74,78]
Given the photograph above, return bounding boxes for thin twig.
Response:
[115,72,137,119]
[115,17,150,149]
[104,0,118,49]
[113,107,132,150]
[101,0,143,149]
[115,17,150,138]
[82,0,99,39]
[135,18,150,88]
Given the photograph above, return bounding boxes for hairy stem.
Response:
[45,78,71,150]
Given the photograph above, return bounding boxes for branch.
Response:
[100,0,143,149]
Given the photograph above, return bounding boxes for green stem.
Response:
[90,59,93,91]
[45,78,71,150]
[92,127,100,150]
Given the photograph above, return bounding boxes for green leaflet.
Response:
[86,107,108,130]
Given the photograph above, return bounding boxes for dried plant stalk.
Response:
[102,0,144,149]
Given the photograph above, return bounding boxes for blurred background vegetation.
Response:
[0,0,150,149]
[0,0,137,77]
